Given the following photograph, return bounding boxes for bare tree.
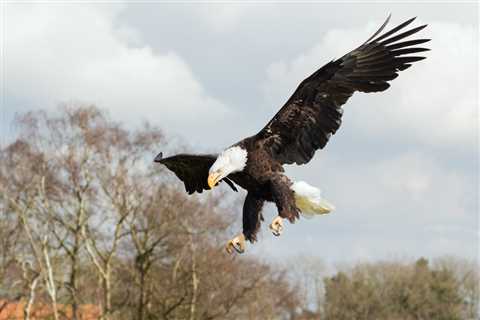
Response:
[0,139,62,320]
[0,105,302,320]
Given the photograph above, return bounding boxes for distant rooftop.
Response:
[0,300,100,320]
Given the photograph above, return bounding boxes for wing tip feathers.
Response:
[154,152,163,163]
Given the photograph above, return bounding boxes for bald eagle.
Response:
[155,15,429,254]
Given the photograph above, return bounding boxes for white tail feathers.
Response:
[291,181,334,217]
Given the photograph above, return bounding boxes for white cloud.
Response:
[5,3,231,146]
[263,19,477,151]
[278,148,477,262]
[320,151,474,224]
[196,3,251,33]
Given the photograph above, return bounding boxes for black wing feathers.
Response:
[258,16,429,165]
[155,153,237,194]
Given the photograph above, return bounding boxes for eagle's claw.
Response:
[226,234,246,254]
[269,216,284,236]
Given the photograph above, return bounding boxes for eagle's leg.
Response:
[226,193,265,254]
[226,234,246,254]
[243,193,265,243]
[269,174,300,236]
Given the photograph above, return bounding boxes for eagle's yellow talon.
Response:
[225,234,246,254]
[269,216,284,236]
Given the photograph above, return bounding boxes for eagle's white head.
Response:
[208,146,248,189]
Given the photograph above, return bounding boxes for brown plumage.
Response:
[155,15,430,253]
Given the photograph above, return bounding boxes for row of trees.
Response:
[0,105,478,320]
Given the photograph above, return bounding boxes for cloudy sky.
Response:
[2,1,478,264]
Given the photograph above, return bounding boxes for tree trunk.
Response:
[136,261,145,320]
[24,275,39,320]
[69,250,79,320]
[43,240,59,320]
[189,234,198,320]
[101,266,112,320]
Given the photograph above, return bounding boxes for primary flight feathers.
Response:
[258,15,429,165]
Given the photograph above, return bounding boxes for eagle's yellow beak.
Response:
[208,172,221,189]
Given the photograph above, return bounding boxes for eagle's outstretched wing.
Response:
[257,15,430,165]
[154,153,238,194]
